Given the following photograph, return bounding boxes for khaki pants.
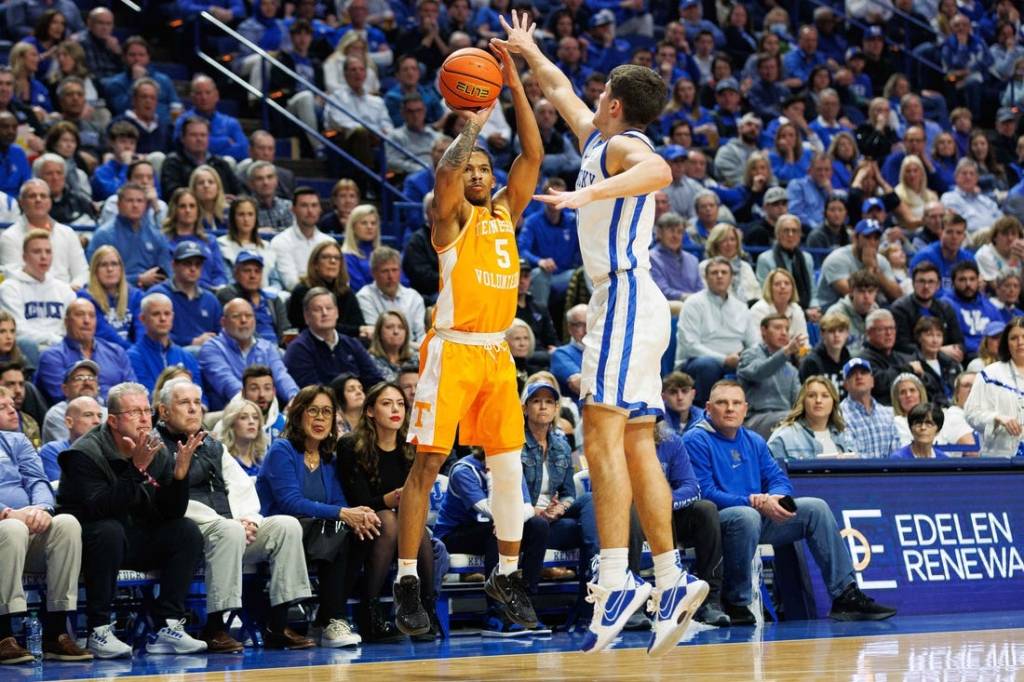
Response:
[197,515,312,613]
[0,514,81,615]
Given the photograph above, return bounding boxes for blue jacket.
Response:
[77,287,144,350]
[909,242,975,293]
[550,342,583,398]
[86,216,172,286]
[517,209,581,272]
[656,430,701,511]
[166,234,229,291]
[521,427,575,507]
[786,176,830,231]
[0,432,53,510]
[172,108,249,161]
[0,144,31,197]
[199,331,299,410]
[433,453,530,540]
[38,438,69,482]
[91,158,130,201]
[36,337,136,405]
[665,406,706,435]
[345,246,374,293]
[766,420,857,460]
[282,328,384,390]
[890,445,950,459]
[256,438,348,520]
[127,333,202,394]
[683,420,794,510]
[101,67,179,121]
[943,291,1003,354]
[150,280,222,348]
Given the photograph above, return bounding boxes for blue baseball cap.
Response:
[854,218,883,237]
[521,381,560,404]
[843,358,872,379]
[660,145,688,161]
[864,25,884,39]
[862,197,885,213]
[589,9,614,28]
[679,0,700,8]
[234,250,264,268]
[716,77,740,93]
[984,320,1006,338]
[173,241,206,261]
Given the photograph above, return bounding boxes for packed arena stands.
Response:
[1,0,1023,666]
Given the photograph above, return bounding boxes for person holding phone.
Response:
[684,380,897,626]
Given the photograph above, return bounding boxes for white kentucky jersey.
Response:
[575,129,657,282]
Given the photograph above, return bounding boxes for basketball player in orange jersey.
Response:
[391,34,543,636]
[496,11,710,656]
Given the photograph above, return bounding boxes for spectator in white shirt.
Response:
[0,230,75,349]
[355,246,425,346]
[269,188,333,291]
[387,94,438,177]
[0,179,88,289]
[324,53,392,174]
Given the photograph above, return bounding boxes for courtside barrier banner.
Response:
[788,460,1024,616]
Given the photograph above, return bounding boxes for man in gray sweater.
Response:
[737,314,805,439]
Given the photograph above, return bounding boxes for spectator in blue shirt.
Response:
[87,183,172,289]
[684,380,897,624]
[943,261,1002,357]
[0,394,88,662]
[678,0,725,48]
[554,37,593,95]
[908,212,975,293]
[0,112,31,197]
[172,75,249,161]
[746,53,790,122]
[769,121,813,186]
[383,55,444,128]
[782,26,828,85]
[37,395,103,481]
[940,14,993,115]
[150,242,223,350]
[518,178,581,308]
[662,371,705,435]
[890,402,950,458]
[90,122,140,201]
[109,79,172,156]
[99,37,179,121]
[551,304,586,400]
[36,299,136,404]
[200,298,298,410]
[5,0,85,39]
[127,292,201,395]
[786,152,835,231]
[584,11,631,75]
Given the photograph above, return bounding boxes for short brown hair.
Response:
[818,311,850,332]
[662,371,694,392]
[23,228,50,253]
[914,316,944,339]
[606,64,668,127]
[760,313,790,329]
[849,269,880,290]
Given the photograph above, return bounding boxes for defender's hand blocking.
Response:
[493,10,537,55]
[533,186,595,210]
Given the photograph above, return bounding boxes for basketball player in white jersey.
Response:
[495,12,709,656]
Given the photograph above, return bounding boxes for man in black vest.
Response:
[155,378,314,651]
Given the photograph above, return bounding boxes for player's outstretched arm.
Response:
[492,10,594,148]
[491,39,541,223]
[431,103,495,247]
[533,136,672,210]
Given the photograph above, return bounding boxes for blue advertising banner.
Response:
[790,468,1024,616]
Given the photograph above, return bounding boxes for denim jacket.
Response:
[766,420,857,461]
[521,427,575,507]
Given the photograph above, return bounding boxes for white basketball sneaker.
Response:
[145,618,208,654]
[647,572,710,657]
[87,624,133,659]
[581,571,652,654]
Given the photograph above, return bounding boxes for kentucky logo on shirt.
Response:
[731,449,742,468]
[145,242,154,251]
[25,302,64,319]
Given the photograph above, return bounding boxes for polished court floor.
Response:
[9,611,1024,681]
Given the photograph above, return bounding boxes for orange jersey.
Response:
[432,203,519,334]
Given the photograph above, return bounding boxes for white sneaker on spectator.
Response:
[581,571,652,654]
[311,619,361,648]
[647,572,709,657]
[145,619,208,654]
[87,624,133,659]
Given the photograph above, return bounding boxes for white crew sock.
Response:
[597,548,629,589]
[498,554,519,576]
[653,550,684,589]
[396,558,418,582]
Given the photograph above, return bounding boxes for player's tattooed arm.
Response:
[439,120,482,170]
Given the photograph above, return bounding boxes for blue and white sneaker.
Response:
[581,571,652,654]
[145,618,208,654]
[646,572,709,657]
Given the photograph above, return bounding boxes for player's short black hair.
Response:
[606,64,668,128]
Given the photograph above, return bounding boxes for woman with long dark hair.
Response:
[286,241,369,339]
[256,385,382,647]
[337,382,437,640]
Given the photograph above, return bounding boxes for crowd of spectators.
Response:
[3,0,1024,665]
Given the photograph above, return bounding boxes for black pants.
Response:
[441,516,549,592]
[631,500,723,602]
[672,500,724,604]
[310,534,367,626]
[80,518,204,629]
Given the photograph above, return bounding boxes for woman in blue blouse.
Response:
[341,204,381,292]
[257,385,382,648]
[9,41,52,112]
[162,187,228,291]
[890,403,950,459]
[769,122,812,186]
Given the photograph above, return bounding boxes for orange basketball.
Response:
[439,47,503,111]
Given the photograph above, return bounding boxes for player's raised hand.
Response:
[533,186,595,210]
[490,38,522,91]
[453,99,497,129]
[494,10,536,55]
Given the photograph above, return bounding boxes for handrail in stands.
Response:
[194,11,428,242]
